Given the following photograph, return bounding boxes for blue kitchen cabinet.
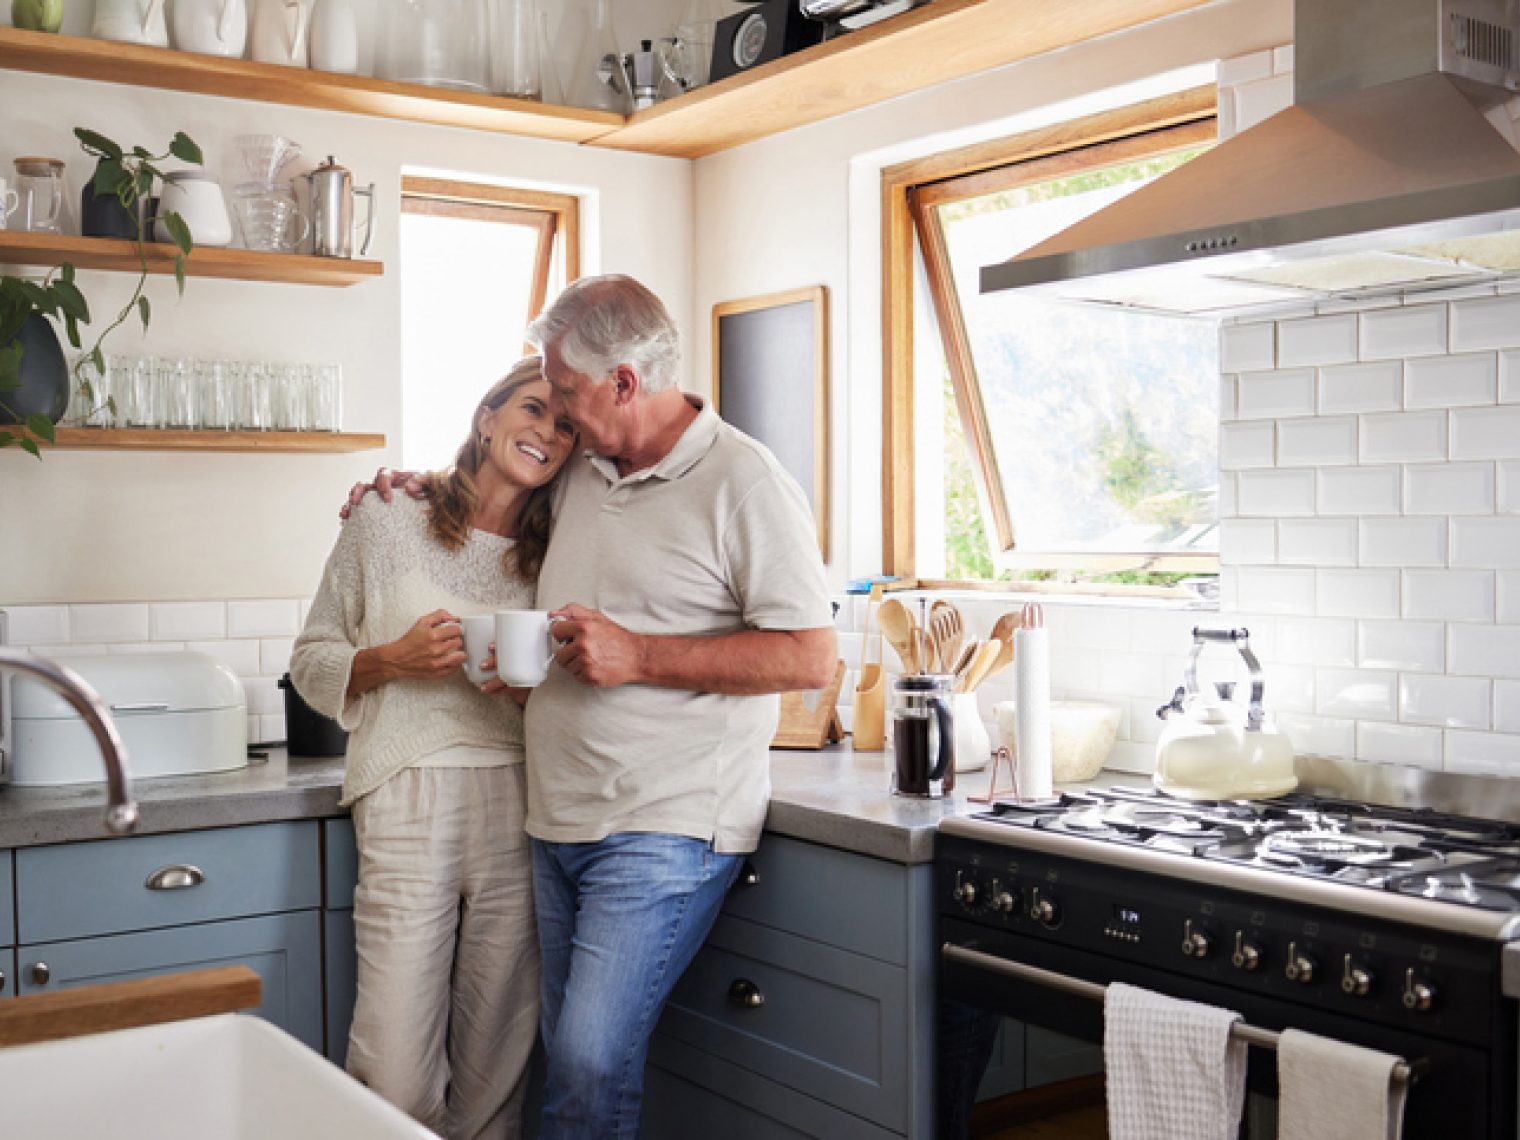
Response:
[2,849,13,998]
[322,816,358,1065]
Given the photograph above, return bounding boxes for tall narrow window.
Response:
[883,91,1222,586]
[398,177,579,468]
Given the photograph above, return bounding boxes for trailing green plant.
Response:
[0,128,203,458]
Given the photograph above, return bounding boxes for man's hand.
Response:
[339,468,429,521]
[549,604,644,688]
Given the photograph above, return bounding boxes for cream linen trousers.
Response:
[348,764,539,1140]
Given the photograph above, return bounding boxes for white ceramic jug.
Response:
[155,171,234,247]
[251,0,308,66]
[92,0,170,47]
[307,0,358,73]
[169,0,248,57]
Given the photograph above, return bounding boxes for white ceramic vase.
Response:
[308,0,359,73]
[92,0,170,47]
[168,0,248,56]
[950,691,990,773]
[250,0,308,67]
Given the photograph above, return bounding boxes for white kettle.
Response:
[1153,627,1296,801]
[169,0,248,57]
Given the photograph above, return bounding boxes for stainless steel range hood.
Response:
[980,0,1520,316]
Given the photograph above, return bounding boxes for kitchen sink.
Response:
[0,1012,437,1139]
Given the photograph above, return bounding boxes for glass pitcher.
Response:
[13,157,65,234]
[889,674,955,798]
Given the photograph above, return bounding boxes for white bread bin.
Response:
[7,652,248,785]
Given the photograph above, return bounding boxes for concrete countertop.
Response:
[0,743,1009,861]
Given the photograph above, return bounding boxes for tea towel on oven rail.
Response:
[1278,1027,1408,1140]
[1104,981,1248,1140]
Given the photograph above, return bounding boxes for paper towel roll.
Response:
[1013,624,1052,800]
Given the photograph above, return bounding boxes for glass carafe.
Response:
[377,0,489,92]
[564,0,629,113]
[491,0,543,99]
[13,157,65,234]
[889,674,955,798]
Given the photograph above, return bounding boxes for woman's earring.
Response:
[480,435,491,445]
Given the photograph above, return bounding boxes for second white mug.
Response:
[495,609,555,687]
[0,178,18,230]
[459,614,496,685]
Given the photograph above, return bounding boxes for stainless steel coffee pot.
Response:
[305,155,374,258]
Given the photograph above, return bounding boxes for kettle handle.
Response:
[1183,627,1268,731]
[354,182,375,257]
[928,695,953,782]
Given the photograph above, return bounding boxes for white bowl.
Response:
[994,699,1122,784]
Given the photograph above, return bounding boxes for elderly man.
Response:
[525,275,835,1137]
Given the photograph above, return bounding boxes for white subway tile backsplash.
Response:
[1501,349,1520,402]
[1235,567,1317,615]
[1451,294,1520,351]
[1359,304,1448,360]
[1450,406,1520,459]
[1496,680,1520,732]
[1220,374,1238,421]
[1316,667,1397,720]
[1220,323,1275,373]
[108,642,187,654]
[258,714,287,744]
[1501,462,1520,512]
[1318,467,1401,515]
[1272,617,1356,667]
[1356,721,1444,768]
[1405,463,1495,515]
[1237,470,1316,516]
[1219,519,1277,564]
[150,602,226,642]
[1501,572,1520,623]
[1445,730,1520,776]
[186,639,263,675]
[1220,422,1276,469]
[69,604,151,644]
[1405,353,1497,408]
[1360,411,1448,463]
[1239,370,1316,419]
[1126,609,1204,655]
[1403,569,1495,621]
[1105,739,1156,775]
[1098,653,1169,699]
[1277,417,1358,466]
[1400,673,1490,728]
[1277,713,1356,759]
[239,674,282,715]
[1278,519,1357,565]
[1279,314,1358,368]
[260,638,295,676]
[1318,361,1402,414]
[1317,569,1401,619]
[1451,517,1520,568]
[1448,624,1520,678]
[1266,663,1316,713]
[227,599,301,638]
[1,605,69,646]
[1358,517,1448,568]
[26,643,109,658]
[1358,620,1445,672]
[1050,645,1101,692]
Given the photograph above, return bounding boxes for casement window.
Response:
[398,177,579,468]
[882,89,1222,588]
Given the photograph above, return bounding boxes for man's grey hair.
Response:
[527,274,680,394]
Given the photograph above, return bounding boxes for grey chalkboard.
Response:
[712,286,829,558]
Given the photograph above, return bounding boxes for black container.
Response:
[79,183,139,239]
[278,673,348,756]
[0,313,68,426]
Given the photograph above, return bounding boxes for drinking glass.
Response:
[159,357,197,428]
[244,362,273,430]
[123,355,162,428]
[195,359,233,429]
[223,361,250,429]
[311,364,342,431]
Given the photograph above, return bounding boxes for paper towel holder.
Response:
[968,745,1060,807]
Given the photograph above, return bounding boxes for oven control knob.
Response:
[1181,919,1212,958]
[1401,968,1435,1012]
[953,872,979,906]
[1284,942,1316,984]
[1230,931,1262,972]
[1029,887,1060,927]
[991,881,1018,914]
[1341,955,1374,998]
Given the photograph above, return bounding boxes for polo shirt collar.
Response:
[586,396,718,485]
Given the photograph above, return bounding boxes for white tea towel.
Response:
[1104,981,1248,1140]
[1277,1027,1408,1140]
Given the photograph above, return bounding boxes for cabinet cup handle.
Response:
[29,961,50,986]
[145,863,206,890]
[727,978,764,1009]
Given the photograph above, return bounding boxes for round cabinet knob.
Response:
[29,962,50,986]
[993,889,1017,915]
[1284,941,1316,984]
[1180,919,1212,958]
[726,978,764,1009]
[1341,954,1374,997]
[1029,887,1059,927]
[1231,931,1262,972]
[1402,968,1435,1013]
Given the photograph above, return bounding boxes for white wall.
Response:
[0,68,692,604]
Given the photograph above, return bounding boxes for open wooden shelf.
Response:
[34,427,387,453]
[0,230,383,286]
[0,26,622,144]
[591,0,1214,158]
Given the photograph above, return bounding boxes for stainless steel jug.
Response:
[305,155,374,259]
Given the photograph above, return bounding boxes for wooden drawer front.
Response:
[657,915,907,1131]
[646,1036,899,1140]
[323,817,358,910]
[324,908,356,1065]
[0,850,12,946]
[723,836,906,965]
[15,911,322,1049]
[17,821,320,943]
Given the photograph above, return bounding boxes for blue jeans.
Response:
[532,833,744,1139]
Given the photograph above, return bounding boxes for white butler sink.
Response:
[0,1013,437,1139]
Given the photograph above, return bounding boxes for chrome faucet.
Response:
[0,649,139,835]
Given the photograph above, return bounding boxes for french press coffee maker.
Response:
[305,155,375,258]
[889,674,955,798]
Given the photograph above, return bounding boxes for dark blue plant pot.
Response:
[80,183,139,240]
[0,313,69,426]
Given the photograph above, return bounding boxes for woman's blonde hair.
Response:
[423,355,564,581]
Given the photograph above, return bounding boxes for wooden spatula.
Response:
[878,597,919,673]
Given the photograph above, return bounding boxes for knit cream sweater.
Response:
[291,495,533,805]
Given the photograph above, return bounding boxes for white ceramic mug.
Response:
[459,614,495,685]
[0,178,18,230]
[494,609,555,686]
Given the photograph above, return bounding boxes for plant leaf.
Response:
[162,211,194,256]
[133,167,154,201]
[52,278,89,322]
[138,294,152,331]
[131,145,151,159]
[92,157,126,198]
[60,263,76,285]
[63,314,81,349]
[170,133,204,166]
[25,413,55,443]
[20,438,41,459]
[75,128,123,161]
[0,431,13,448]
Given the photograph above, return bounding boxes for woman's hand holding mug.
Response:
[385,609,466,679]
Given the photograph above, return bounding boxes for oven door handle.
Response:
[941,941,1427,1085]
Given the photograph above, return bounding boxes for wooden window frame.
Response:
[879,86,1217,578]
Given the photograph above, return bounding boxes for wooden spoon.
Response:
[930,601,964,676]
[957,638,1002,693]
[984,611,1020,680]
[950,638,979,683]
[878,597,919,673]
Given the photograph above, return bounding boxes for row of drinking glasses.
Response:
[67,355,343,432]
